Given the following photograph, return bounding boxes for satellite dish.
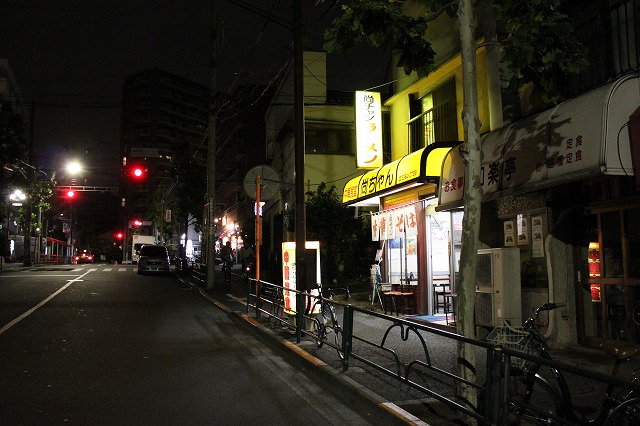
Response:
[243,165,280,200]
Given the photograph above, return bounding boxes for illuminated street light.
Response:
[9,189,26,206]
[66,161,83,175]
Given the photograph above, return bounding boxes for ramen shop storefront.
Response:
[343,141,460,315]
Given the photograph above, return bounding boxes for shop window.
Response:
[305,123,353,155]
[582,207,640,344]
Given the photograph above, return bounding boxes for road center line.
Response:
[0,270,93,336]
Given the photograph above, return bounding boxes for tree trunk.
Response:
[456,0,482,419]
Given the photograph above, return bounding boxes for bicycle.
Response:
[221,257,232,287]
[241,259,254,286]
[487,302,640,425]
[306,283,350,360]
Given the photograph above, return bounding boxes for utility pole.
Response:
[294,1,307,290]
[206,0,220,289]
[23,101,35,266]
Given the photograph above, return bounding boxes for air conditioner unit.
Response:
[475,248,522,328]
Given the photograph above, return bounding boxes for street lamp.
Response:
[66,161,83,176]
[9,189,26,206]
[6,189,27,262]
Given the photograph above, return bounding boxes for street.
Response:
[0,264,392,425]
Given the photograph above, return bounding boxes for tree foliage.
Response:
[0,102,29,192]
[173,141,206,232]
[147,179,179,243]
[324,0,588,103]
[305,183,378,286]
[146,138,206,241]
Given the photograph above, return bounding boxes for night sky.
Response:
[1,1,390,185]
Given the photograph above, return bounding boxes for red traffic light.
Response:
[132,219,142,227]
[66,190,76,199]
[115,232,124,240]
[129,165,146,179]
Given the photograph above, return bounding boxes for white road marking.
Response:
[226,294,247,306]
[0,269,94,335]
[0,274,79,278]
[103,268,113,271]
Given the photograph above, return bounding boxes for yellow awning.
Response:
[343,141,461,206]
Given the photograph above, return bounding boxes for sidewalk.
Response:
[167,269,640,423]
[0,260,37,271]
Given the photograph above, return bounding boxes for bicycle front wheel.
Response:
[333,325,344,360]
[603,397,640,426]
[506,370,564,425]
[324,305,344,360]
[312,318,324,348]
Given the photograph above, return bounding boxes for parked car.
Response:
[74,251,94,264]
[137,245,170,274]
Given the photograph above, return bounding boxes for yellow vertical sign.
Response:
[356,91,383,169]
[282,241,321,315]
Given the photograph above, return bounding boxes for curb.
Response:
[177,275,428,426]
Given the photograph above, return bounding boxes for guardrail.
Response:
[245,278,640,425]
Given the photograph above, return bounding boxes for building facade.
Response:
[262,51,384,281]
[214,84,274,256]
[119,68,209,259]
[342,0,640,349]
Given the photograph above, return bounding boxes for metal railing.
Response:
[245,279,640,425]
[406,101,457,153]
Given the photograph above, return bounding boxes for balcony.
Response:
[406,100,457,152]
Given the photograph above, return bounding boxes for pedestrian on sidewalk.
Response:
[239,244,255,270]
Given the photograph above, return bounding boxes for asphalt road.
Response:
[0,264,391,425]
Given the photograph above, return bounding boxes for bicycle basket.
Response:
[486,326,536,369]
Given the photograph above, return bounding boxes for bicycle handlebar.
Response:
[524,302,566,328]
[311,283,351,300]
[536,302,566,313]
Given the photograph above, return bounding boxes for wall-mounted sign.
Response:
[588,241,601,302]
[355,91,383,169]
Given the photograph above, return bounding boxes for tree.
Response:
[146,137,206,251]
[173,139,206,233]
[147,180,179,245]
[306,183,378,287]
[0,102,29,258]
[322,0,587,416]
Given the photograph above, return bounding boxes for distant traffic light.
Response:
[114,231,124,240]
[129,165,146,180]
[66,190,76,199]
[132,219,142,227]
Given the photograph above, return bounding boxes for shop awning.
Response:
[438,74,640,208]
[343,141,461,206]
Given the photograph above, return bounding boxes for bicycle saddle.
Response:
[599,341,640,361]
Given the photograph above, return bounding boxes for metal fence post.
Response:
[342,304,354,369]
[484,346,503,426]
[296,291,305,344]
[256,280,262,319]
